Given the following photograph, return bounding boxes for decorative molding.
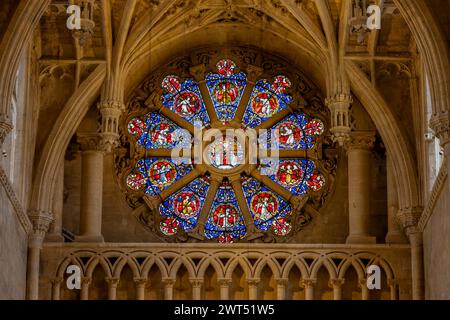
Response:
[419,160,448,231]
[0,165,32,233]
[0,117,13,147]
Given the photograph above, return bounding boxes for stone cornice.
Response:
[419,159,448,231]
[0,165,32,233]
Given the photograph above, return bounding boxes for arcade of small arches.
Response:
[41,246,408,300]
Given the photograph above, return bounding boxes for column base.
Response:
[45,233,65,242]
[385,231,408,244]
[75,234,104,243]
[346,235,376,244]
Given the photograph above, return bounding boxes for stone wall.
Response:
[423,176,450,299]
[0,186,28,299]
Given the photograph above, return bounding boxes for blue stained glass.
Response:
[242,79,293,128]
[259,158,317,196]
[159,176,210,232]
[258,112,324,150]
[204,181,246,243]
[241,176,293,232]
[161,78,210,127]
[134,157,193,196]
[131,112,192,149]
[205,72,247,122]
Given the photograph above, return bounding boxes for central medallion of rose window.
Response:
[206,136,244,171]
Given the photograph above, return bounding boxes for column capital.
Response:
[189,64,206,82]
[345,131,376,151]
[217,278,232,287]
[301,278,317,288]
[189,278,204,288]
[396,207,423,235]
[430,113,450,147]
[275,278,289,286]
[77,133,103,152]
[105,277,120,287]
[329,278,345,288]
[162,278,176,286]
[247,278,260,286]
[50,277,64,285]
[325,93,353,107]
[133,278,148,287]
[28,209,53,244]
[358,278,368,289]
[0,117,13,147]
[81,277,92,286]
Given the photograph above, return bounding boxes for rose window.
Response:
[121,57,333,243]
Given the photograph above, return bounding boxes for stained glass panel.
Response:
[259,158,325,196]
[259,112,325,150]
[204,180,246,243]
[128,112,191,149]
[159,176,210,234]
[242,76,293,128]
[241,176,293,233]
[161,75,210,127]
[126,158,193,195]
[206,60,247,122]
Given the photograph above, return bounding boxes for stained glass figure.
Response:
[241,176,293,232]
[242,76,293,128]
[127,158,193,195]
[206,60,247,122]
[260,158,324,196]
[159,176,210,233]
[161,75,210,127]
[272,218,292,236]
[206,136,244,170]
[127,112,191,149]
[259,112,325,150]
[204,180,246,243]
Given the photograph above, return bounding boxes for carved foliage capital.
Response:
[345,131,376,151]
[28,209,53,240]
[430,114,450,146]
[396,207,423,233]
[77,134,103,152]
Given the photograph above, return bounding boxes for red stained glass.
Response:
[272,218,292,236]
[276,161,304,187]
[162,75,181,94]
[305,119,325,136]
[216,59,237,77]
[160,217,179,236]
[128,118,146,136]
[273,75,291,93]
[126,172,145,191]
[308,173,325,192]
[250,192,279,221]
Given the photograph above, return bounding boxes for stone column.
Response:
[218,279,232,300]
[301,279,316,300]
[134,278,147,300]
[397,208,424,300]
[75,134,104,242]
[80,277,91,300]
[162,278,175,300]
[190,279,203,300]
[345,132,377,244]
[46,159,65,242]
[247,279,260,300]
[388,279,398,300]
[27,210,53,300]
[51,278,63,300]
[360,279,369,300]
[385,156,407,243]
[276,279,288,300]
[330,279,344,300]
[106,278,119,300]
